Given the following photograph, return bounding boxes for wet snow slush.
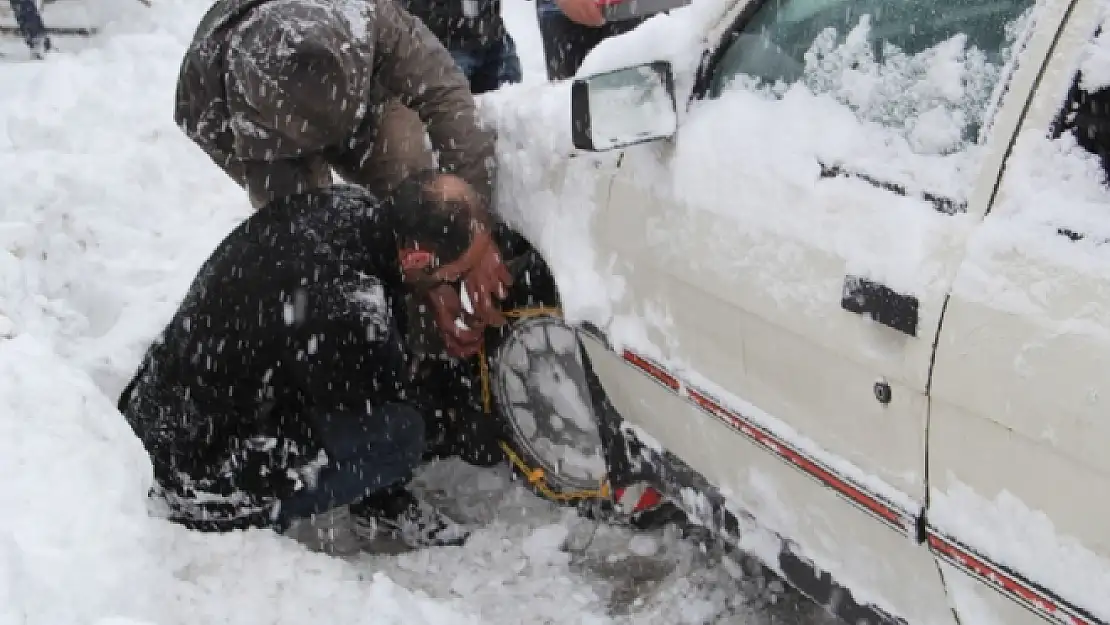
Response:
[0,0,840,623]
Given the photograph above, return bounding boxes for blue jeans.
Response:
[450,32,523,94]
[274,402,426,526]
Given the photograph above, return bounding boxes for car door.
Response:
[578,0,1045,621]
[928,0,1110,622]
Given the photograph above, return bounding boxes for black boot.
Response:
[410,355,507,468]
[349,486,470,550]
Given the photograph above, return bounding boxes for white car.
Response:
[483,0,1110,622]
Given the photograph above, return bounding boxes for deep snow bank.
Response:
[0,336,476,625]
[0,2,480,623]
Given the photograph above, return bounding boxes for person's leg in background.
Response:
[450,47,484,88]
[8,0,50,56]
[495,31,523,87]
[536,0,644,81]
[537,2,591,81]
[449,31,522,94]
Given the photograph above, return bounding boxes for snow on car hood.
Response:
[477,0,733,334]
[480,80,626,331]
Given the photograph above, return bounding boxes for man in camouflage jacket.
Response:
[175,0,498,211]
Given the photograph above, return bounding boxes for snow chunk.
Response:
[344,275,391,339]
[627,534,660,557]
[337,0,372,43]
[522,525,571,566]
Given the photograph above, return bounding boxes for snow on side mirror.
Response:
[571,61,678,152]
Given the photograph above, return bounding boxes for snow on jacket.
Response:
[173,0,496,206]
[118,186,411,497]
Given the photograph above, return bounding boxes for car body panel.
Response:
[580,0,1060,621]
[581,334,955,624]
[487,0,1110,621]
[930,0,1110,621]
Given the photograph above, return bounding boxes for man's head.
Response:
[389,170,489,287]
[387,170,513,358]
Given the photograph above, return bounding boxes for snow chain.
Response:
[479,306,613,504]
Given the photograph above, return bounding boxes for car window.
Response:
[706,0,1036,151]
[950,20,1110,317]
[1018,24,1110,243]
[1054,29,1110,187]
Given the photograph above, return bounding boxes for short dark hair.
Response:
[388,170,478,262]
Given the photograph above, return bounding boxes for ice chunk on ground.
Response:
[628,535,660,558]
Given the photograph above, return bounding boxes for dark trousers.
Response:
[274,403,425,527]
[536,8,643,80]
[449,31,524,94]
[149,396,427,533]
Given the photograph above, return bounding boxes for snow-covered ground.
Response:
[0,1,834,624]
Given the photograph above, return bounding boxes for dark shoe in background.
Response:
[350,486,471,551]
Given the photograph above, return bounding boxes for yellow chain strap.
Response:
[479,306,611,503]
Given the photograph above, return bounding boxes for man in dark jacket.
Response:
[400,0,522,94]
[118,175,508,555]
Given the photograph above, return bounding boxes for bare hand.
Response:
[430,228,511,330]
[427,283,487,358]
[401,173,513,359]
[556,0,605,27]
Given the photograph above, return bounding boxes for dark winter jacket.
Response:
[119,186,411,494]
[174,0,496,206]
[399,0,504,52]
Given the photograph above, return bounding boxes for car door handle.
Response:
[841,275,919,337]
[819,162,966,216]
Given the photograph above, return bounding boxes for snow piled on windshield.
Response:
[801,17,1012,156]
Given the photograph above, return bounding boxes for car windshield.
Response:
[710,0,1037,151]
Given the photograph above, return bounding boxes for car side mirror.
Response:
[571,61,678,152]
